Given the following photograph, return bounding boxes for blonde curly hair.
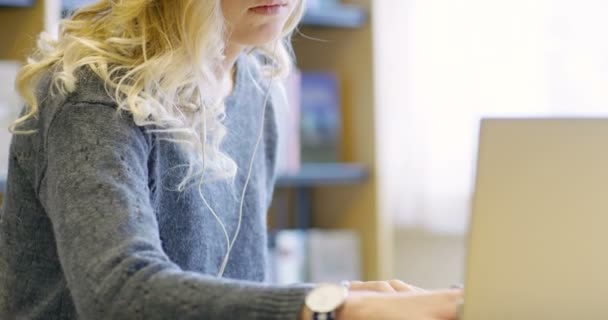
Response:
[12,0,305,188]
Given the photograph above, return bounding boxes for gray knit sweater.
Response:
[0,55,311,319]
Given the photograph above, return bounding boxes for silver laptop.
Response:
[462,118,608,320]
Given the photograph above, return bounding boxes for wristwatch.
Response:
[304,283,349,320]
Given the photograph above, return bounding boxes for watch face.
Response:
[305,284,348,313]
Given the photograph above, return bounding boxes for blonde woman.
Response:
[0,0,462,319]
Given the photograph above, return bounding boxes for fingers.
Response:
[387,279,426,293]
[342,286,463,320]
[436,289,463,302]
[428,289,464,320]
[347,279,426,293]
[349,280,396,292]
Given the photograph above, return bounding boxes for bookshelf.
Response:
[0,1,43,61]
[287,0,394,280]
[0,1,34,7]
[277,163,368,187]
[301,6,367,28]
[276,163,368,229]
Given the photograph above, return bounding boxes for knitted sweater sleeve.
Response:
[38,102,311,320]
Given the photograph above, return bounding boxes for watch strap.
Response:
[313,311,336,320]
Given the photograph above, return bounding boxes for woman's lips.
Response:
[249,4,287,15]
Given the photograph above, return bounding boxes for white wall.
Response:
[375,0,608,284]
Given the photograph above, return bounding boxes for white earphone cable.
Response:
[198,100,231,266]
[217,48,277,277]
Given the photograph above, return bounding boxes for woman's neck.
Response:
[223,43,243,73]
[220,43,244,98]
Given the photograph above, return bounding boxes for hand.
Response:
[347,279,427,293]
[337,289,463,320]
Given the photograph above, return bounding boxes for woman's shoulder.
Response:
[37,66,118,111]
[11,67,152,167]
[33,67,135,133]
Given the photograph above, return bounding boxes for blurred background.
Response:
[2,0,608,288]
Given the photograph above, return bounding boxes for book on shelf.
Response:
[267,230,308,285]
[300,71,341,163]
[267,229,361,284]
[274,67,302,175]
[271,69,344,174]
